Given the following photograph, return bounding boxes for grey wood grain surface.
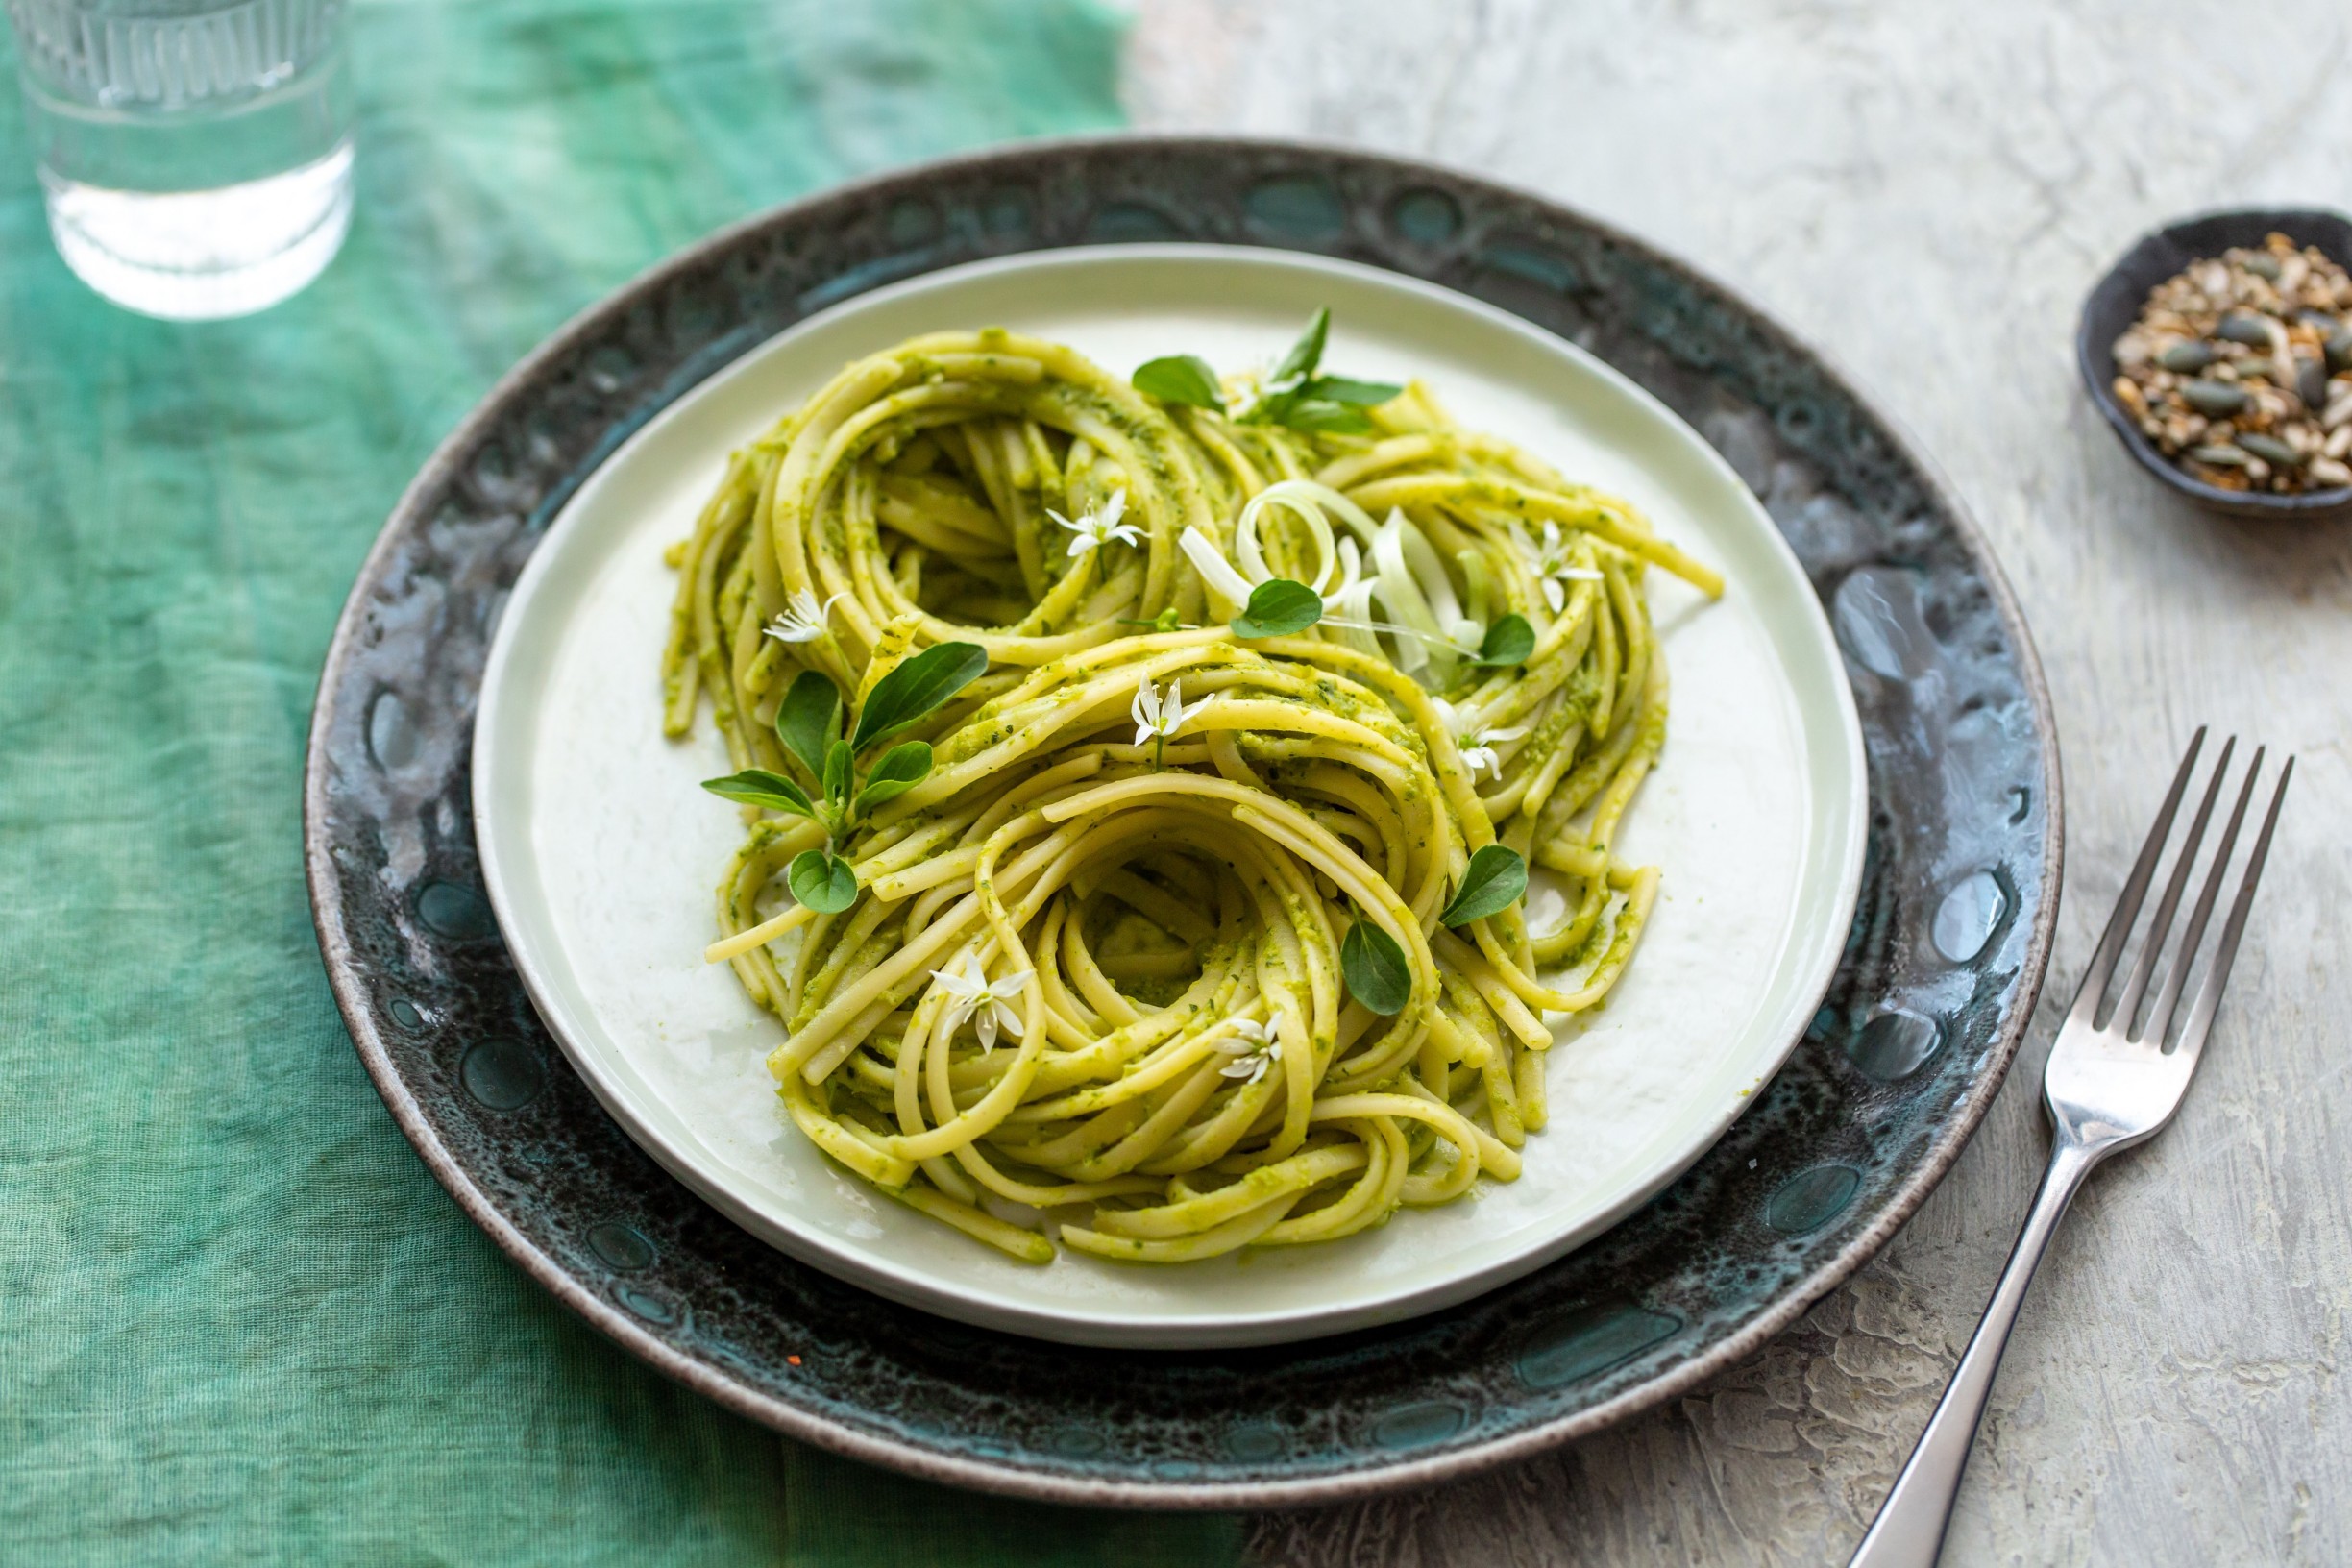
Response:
[1124,4,2352,1563]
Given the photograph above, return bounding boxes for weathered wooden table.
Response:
[1129,4,2352,1562]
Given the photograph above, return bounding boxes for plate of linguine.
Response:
[470,243,1866,1348]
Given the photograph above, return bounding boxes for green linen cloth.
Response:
[0,2,1244,1562]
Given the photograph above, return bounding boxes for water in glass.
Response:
[6,0,354,319]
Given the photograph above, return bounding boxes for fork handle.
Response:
[1848,1137,2105,1568]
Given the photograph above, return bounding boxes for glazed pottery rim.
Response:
[304,132,2065,1508]
[2077,203,2352,519]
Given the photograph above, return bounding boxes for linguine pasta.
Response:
[657,322,1721,1263]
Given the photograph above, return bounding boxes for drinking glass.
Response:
[5,0,354,320]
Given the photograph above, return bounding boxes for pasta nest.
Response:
[660,329,1719,1262]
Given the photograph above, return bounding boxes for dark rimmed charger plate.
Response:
[304,135,2060,1507]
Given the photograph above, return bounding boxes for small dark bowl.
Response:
[2079,206,2352,521]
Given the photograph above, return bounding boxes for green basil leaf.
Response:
[1304,375,1403,407]
[1231,578,1324,639]
[1132,355,1224,410]
[852,741,933,817]
[774,669,841,779]
[1439,845,1530,927]
[1269,306,1331,389]
[850,641,989,752]
[699,770,816,818]
[1235,389,1293,428]
[822,739,853,808]
[1471,614,1535,667]
[1339,920,1412,1016]
[1276,398,1376,435]
[788,849,859,914]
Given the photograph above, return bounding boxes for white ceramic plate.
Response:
[473,245,1867,1349]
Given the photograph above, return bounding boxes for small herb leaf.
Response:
[1439,845,1529,927]
[1270,307,1331,390]
[1132,355,1224,411]
[1472,614,1536,668]
[852,741,933,817]
[822,740,853,809]
[788,849,859,914]
[700,770,816,818]
[1304,375,1403,407]
[1238,312,1392,432]
[1115,608,1188,633]
[1276,399,1376,435]
[851,641,989,752]
[775,670,842,778]
[1232,578,1324,639]
[1339,920,1412,1016]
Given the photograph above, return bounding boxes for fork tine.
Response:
[2171,755,2292,1065]
[2111,736,2235,1037]
[2140,747,2260,1047]
[2067,727,2206,1029]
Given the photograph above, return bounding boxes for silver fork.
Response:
[1849,728,2293,1568]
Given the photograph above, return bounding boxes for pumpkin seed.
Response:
[2238,432,2303,467]
[2217,312,2276,347]
[2244,253,2284,281]
[2298,358,2331,410]
[2157,341,2214,372]
[2181,380,2249,416]
[2329,331,2352,373]
[2187,443,2250,466]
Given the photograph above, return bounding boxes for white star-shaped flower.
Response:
[765,589,844,645]
[1529,521,1605,613]
[1459,724,1531,781]
[928,952,1032,1050]
[1211,1017,1281,1083]
[1050,489,1139,559]
[1131,677,1189,748]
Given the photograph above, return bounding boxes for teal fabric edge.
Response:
[0,1,1242,1562]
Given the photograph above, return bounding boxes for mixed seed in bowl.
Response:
[2111,232,2352,493]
